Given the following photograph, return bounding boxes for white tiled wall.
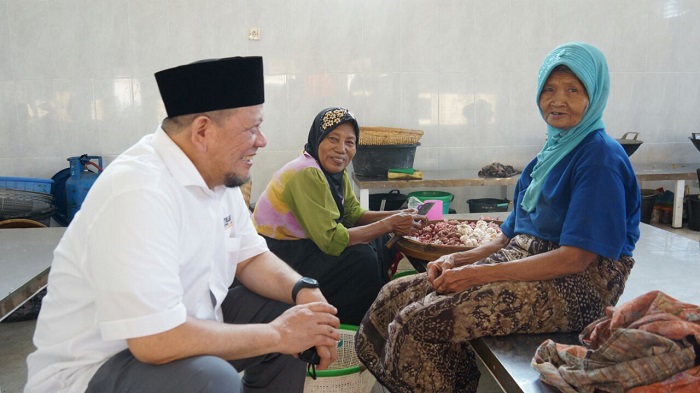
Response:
[1,0,699,212]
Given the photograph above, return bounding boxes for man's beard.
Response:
[224,173,250,188]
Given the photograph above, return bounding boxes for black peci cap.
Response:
[155,56,264,117]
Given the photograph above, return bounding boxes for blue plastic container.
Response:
[0,176,54,194]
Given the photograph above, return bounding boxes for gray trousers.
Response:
[86,286,306,393]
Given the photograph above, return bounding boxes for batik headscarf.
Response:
[304,107,360,218]
[520,42,610,213]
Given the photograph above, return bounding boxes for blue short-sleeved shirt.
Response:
[500,129,640,260]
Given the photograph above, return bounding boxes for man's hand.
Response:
[313,343,336,370]
[269,302,339,369]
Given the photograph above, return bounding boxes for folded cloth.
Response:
[627,365,700,393]
[387,170,423,180]
[531,291,700,393]
[478,162,521,178]
[388,168,415,174]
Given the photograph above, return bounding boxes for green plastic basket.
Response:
[304,324,376,392]
[391,270,418,280]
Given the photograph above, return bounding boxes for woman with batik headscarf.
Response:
[354,42,641,392]
[252,107,423,325]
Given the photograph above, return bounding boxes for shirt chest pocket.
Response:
[208,237,241,312]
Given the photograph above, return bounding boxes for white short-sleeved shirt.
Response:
[25,127,268,393]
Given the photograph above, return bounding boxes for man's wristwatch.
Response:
[292,277,320,303]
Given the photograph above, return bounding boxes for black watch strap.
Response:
[291,277,319,303]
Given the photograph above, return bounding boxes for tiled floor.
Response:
[1,222,697,393]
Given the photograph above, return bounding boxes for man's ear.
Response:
[189,115,212,152]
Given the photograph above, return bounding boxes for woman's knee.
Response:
[344,244,380,266]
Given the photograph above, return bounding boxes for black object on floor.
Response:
[2,288,46,323]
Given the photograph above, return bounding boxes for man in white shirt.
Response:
[25,56,339,393]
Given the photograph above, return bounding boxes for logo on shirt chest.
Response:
[223,215,233,230]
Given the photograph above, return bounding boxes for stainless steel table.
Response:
[0,227,66,321]
[471,223,700,392]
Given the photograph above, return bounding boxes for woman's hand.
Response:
[388,211,424,236]
[428,252,488,294]
[401,208,428,225]
[430,264,485,294]
[349,209,427,246]
[426,254,456,285]
[428,245,598,294]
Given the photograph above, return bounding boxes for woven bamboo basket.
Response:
[359,127,423,146]
[0,218,47,228]
[304,324,376,393]
[0,188,55,226]
[239,180,252,208]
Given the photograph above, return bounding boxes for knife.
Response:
[384,201,435,249]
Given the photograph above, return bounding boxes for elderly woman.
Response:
[252,107,423,325]
[354,42,641,392]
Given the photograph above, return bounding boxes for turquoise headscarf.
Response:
[520,42,610,213]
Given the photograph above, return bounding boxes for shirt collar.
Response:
[152,126,214,194]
